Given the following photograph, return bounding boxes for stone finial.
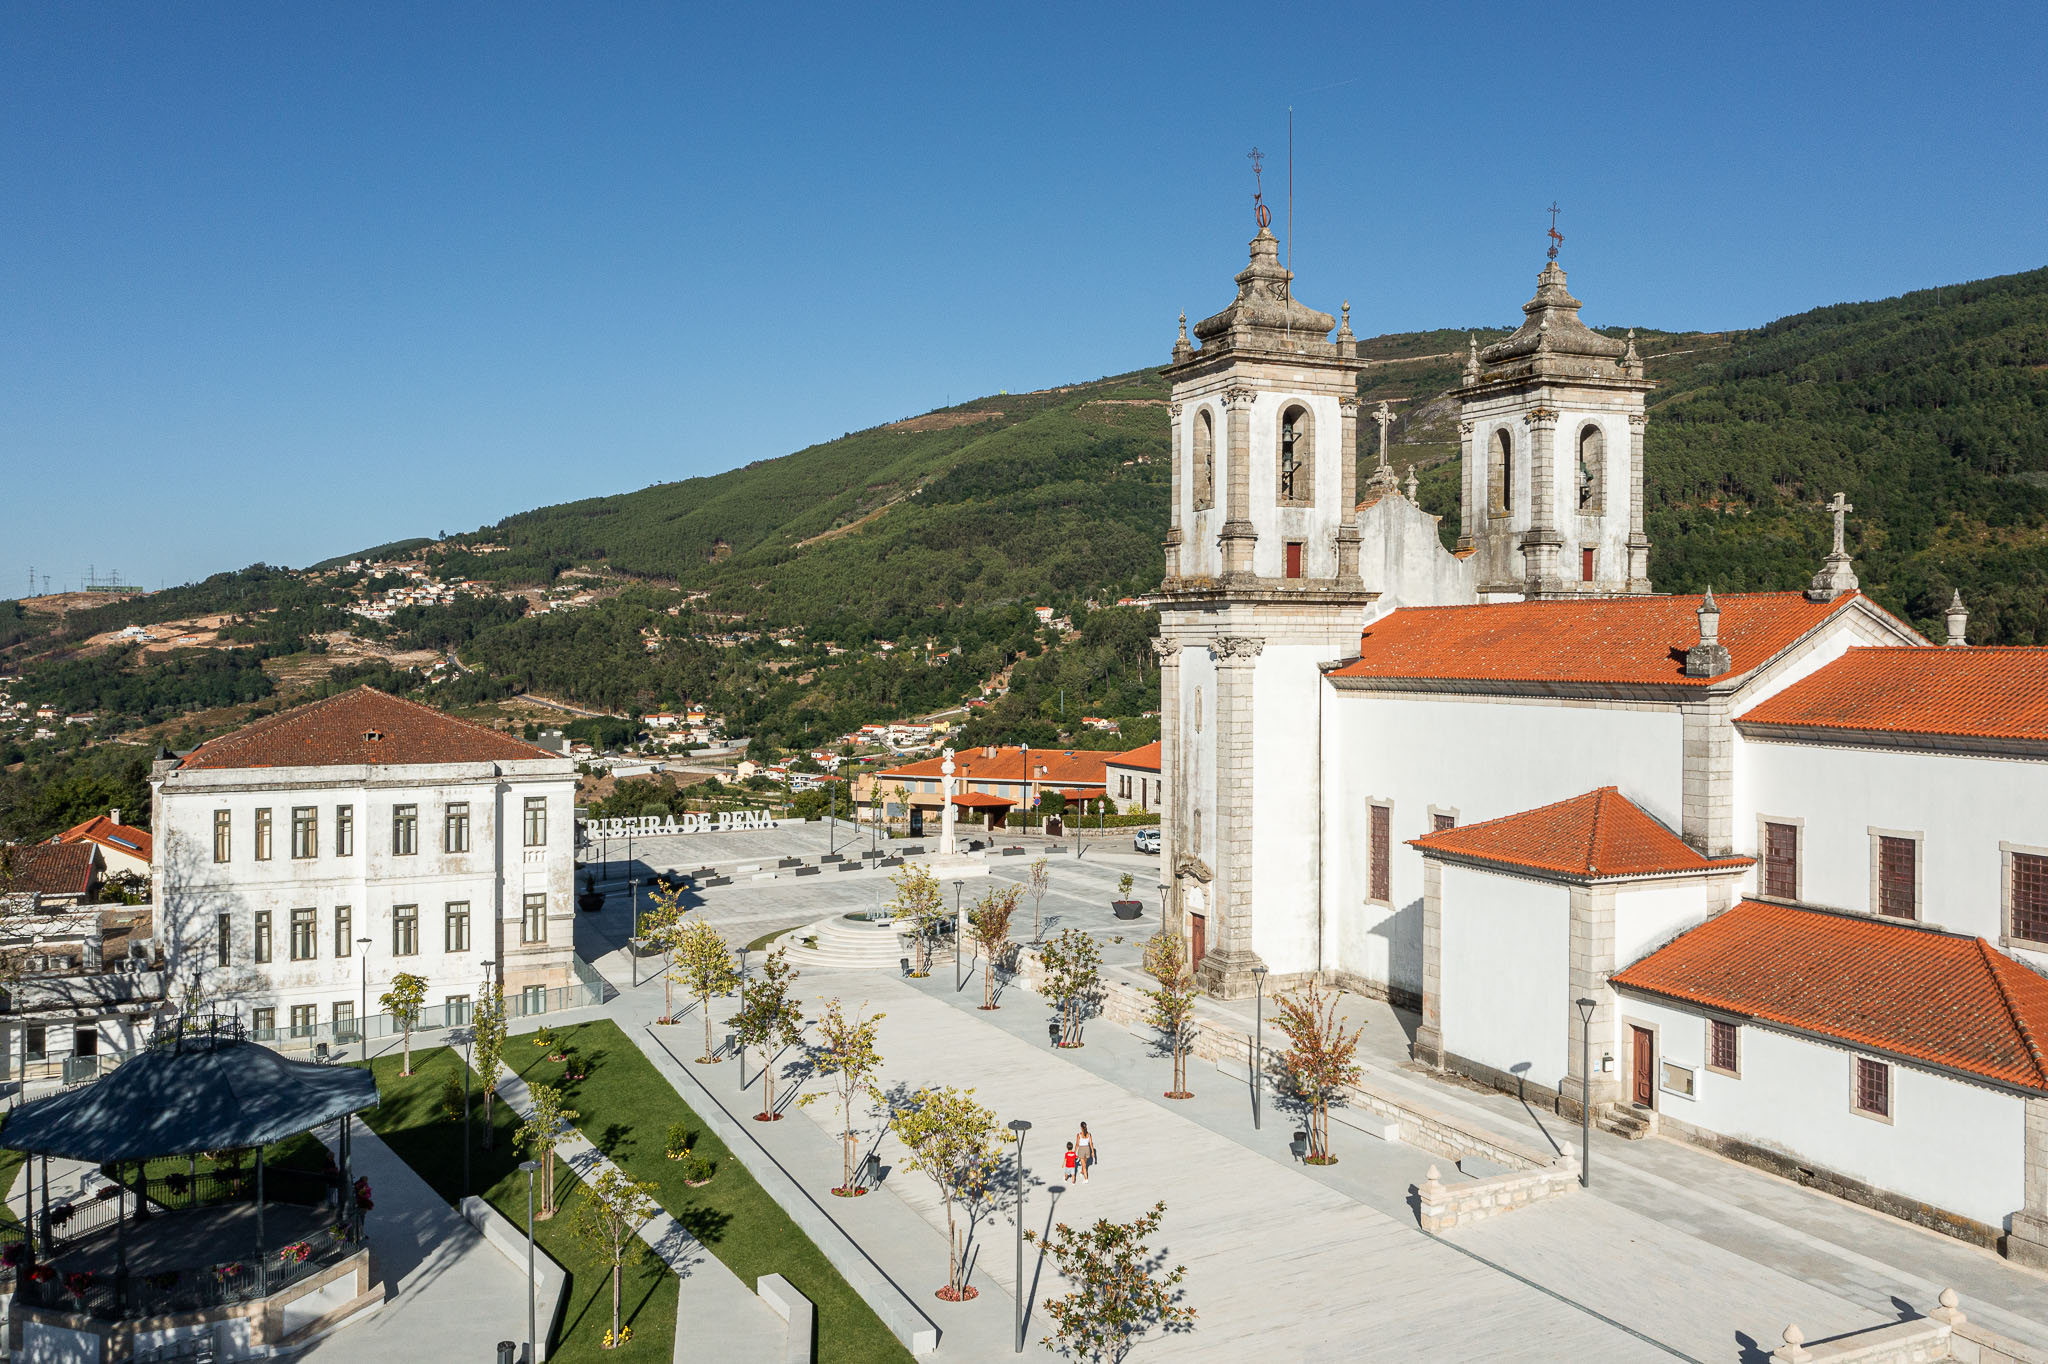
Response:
[1805,492,1861,601]
[1173,311,1192,363]
[1423,1165,1441,1186]
[1685,588,1733,678]
[1930,1287,1966,1327]
[1463,333,1479,384]
[1774,1323,1812,1364]
[1337,299,1355,343]
[1405,465,1419,501]
[1623,327,1644,379]
[1945,589,1968,647]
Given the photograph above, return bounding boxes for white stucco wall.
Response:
[1439,863,1570,1091]
[1622,995,2028,1230]
[1248,643,1337,975]
[1354,495,1477,610]
[1245,391,1346,581]
[1322,690,1685,997]
[1172,648,1218,877]
[1613,881,1724,968]
[1734,738,2048,970]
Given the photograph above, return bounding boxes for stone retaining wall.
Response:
[1766,1291,2048,1364]
[1417,1161,1579,1233]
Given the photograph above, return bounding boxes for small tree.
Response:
[576,1164,657,1349]
[640,880,691,1023]
[674,920,740,1063]
[1027,1201,1196,1362]
[472,979,509,1149]
[1142,931,1198,1099]
[732,946,804,1120]
[379,973,428,1076]
[889,1086,999,1300]
[799,1000,885,1195]
[1026,857,1053,943]
[517,1083,579,1219]
[887,864,947,975]
[1272,981,1363,1164]
[889,783,910,837]
[967,883,1020,1010]
[1040,927,1101,1048]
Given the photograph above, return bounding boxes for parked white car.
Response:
[1133,827,1161,853]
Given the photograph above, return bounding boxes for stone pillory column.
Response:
[939,748,957,855]
[1627,413,1651,590]
[1152,637,1182,923]
[1196,635,1266,998]
[1165,402,1185,583]
[1219,388,1259,578]
[1520,406,1564,593]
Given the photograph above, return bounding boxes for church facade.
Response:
[1153,225,2048,1264]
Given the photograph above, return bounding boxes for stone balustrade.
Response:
[1768,1291,2048,1364]
[1417,1159,1580,1233]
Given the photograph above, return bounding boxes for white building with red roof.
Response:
[151,687,580,1048]
[1153,231,2048,1264]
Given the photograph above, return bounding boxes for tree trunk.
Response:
[402,1028,412,1075]
[611,1258,622,1341]
[945,1198,959,1292]
[663,968,673,1021]
[481,1088,495,1150]
[842,1122,853,1191]
[701,995,715,1061]
[983,949,995,1008]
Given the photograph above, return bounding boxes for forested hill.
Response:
[410,261,2047,644]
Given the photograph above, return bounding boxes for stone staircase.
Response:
[770,914,913,971]
[1597,1104,1655,1140]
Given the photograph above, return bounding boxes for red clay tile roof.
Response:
[1613,900,2048,1095]
[948,792,1016,809]
[1407,787,1754,880]
[0,842,98,897]
[1737,647,2048,745]
[876,746,1108,788]
[55,815,153,863]
[178,686,557,771]
[1107,740,1161,772]
[1329,592,1863,687]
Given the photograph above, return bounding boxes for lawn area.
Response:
[514,1020,911,1364]
[358,1046,678,1364]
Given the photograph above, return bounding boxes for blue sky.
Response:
[7,2,2046,590]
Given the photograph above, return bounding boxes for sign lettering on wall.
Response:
[585,810,775,839]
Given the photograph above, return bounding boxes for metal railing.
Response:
[13,1222,364,1321]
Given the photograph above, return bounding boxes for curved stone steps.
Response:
[769,914,914,971]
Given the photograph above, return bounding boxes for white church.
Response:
[1151,221,2048,1266]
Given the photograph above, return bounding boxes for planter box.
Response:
[1112,901,1144,920]
[795,866,821,877]
[820,853,844,864]
[838,863,863,873]
[577,892,606,914]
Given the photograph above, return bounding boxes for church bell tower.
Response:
[1153,215,1376,999]
[1454,260,1655,599]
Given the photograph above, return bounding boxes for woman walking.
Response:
[1075,1122,1096,1184]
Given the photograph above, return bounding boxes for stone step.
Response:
[1597,1106,1654,1140]
[767,916,912,970]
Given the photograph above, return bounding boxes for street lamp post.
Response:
[1157,881,1168,932]
[954,880,966,992]
[1008,1118,1032,1353]
[1251,965,1269,1130]
[356,937,374,1057]
[1576,997,1597,1188]
[520,1159,539,1363]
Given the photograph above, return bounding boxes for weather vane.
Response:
[1248,147,1271,230]
[1546,201,1564,261]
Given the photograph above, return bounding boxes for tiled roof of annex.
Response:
[875,745,1109,788]
[1327,592,1864,688]
[1736,646,2048,745]
[177,686,557,771]
[55,814,153,863]
[0,842,98,897]
[1407,787,1753,880]
[1106,740,1161,772]
[1613,900,2048,1095]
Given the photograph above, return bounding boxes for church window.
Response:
[1277,405,1313,505]
[1193,409,1216,511]
[1432,812,1456,833]
[2007,849,2048,948]
[1852,1057,1891,1121]
[1369,802,1393,904]
[1761,821,1799,900]
[1284,541,1304,579]
[1871,830,1920,920]
[1707,1019,1739,1077]
[1488,428,1514,515]
[1577,423,1606,512]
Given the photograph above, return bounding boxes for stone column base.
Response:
[1414,1024,1444,1069]
[2008,1211,2048,1269]
[1196,946,1268,1001]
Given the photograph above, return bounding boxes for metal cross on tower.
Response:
[1547,202,1564,261]
[1248,147,1271,230]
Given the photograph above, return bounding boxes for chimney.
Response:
[1684,589,1733,678]
[1945,589,1968,647]
[109,808,122,827]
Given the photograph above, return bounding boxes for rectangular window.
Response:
[24,1026,46,1061]
[251,1008,276,1041]
[523,797,548,848]
[1370,804,1392,903]
[217,912,232,966]
[393,904,419,956]
[444,802,470,854]
[335,905,353,958]
[336,804,354,857]
[445,902,471,953]
[521,984,547,1016]
[1707,1019,1739,1076]
[289,1004,318,1039]
[253,910,273,964]
[289,906,317,961]
[333,1001,356,1039]
[1284,541,1304,580]
[445,995,471,1028]
[1763,821,1799,900]
[522,892,548,944]
[1581,547,1596,582]
[213,810,232,863]
[73,1028,98,1059]
[392,805,418,857]
[1854,1056,1891,1120]
[253,808,273,861]
[2012,851,2048,947]
[1877,835,1917,919]
[1432,812,1456,833]
[291,806,318,860]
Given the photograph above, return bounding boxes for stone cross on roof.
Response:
[1364,401,1400,498]
[1806,492,1860,601]
[1827,492,1853,556]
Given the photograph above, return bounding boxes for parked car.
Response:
[1133,828,1161,854]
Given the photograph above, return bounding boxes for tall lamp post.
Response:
[953,880,966,991]
[1251,964,1269,1130]
[1008,1118,1032,1353]
[1575,997,1597,1188]
[1157,880,1169,933]
[356,936,374,1056]
[520,1159,539,1363]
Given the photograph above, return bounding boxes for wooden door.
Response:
[1630,1025,1656,1108]
[1190,913,1207,972]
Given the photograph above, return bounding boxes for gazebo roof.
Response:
[1,1038,379,1162]
[949,792,1015,809]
